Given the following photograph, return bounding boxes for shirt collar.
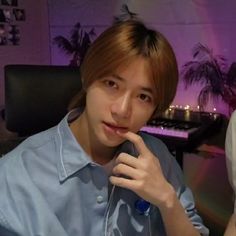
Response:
[56,109,92,182]
[56,109,139,182]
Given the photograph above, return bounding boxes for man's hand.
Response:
[109,131,175,209]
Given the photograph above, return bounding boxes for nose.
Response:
[111,93,132,119]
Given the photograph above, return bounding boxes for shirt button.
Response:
[96,195,103,204]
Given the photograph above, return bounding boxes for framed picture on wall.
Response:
[0,9,6,22]
[0,23,5,34]
[0,23,7,45]
[0,9,12,23]
[13,9,25,21]
[0,0,23,46]
[3,9,12,22]
[0,36,7,45]
[1,0,18,7]
[7,24,19,45]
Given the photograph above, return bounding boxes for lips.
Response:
[103,121,128,133]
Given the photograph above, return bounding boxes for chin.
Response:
[98,133,125,147]
[102,137,124,147]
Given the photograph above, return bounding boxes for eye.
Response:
[103,79,118,89]
[139,93,152,103]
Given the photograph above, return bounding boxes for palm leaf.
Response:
[226,62,236,86]
[88,28,96,38]
[53,36,74,54]
[197,85,222,110]
[79,32,92,62]
[182,61,223,87]
[198,85,212,110]
[53,22,96,66]
[120,4,137,18]
[182,43,236,112]
[182,44,226,86]
[70,22,82,48]
[192,43,212,60]
[113,4,138,23]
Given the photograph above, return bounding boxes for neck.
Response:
[70,113,117,165]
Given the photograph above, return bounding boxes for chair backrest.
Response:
[4,64,82,136]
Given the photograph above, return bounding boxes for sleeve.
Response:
[167,155,209,236]
[142,133,209,235]
[225,110,236,213]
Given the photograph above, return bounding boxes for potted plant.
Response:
[53,22,96,66]
[181,43,236,114]
[53,4,138,67]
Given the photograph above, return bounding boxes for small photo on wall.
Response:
[3,9,12,22]
[0,23,6,45]
[0,9,12,22]
[8,24,19,34]
[13,8,25,21]
[0,9,6,22]
[0,23,5,35]
[7,24,19,45]
[8,32,19,45]
[0,35,7,45]
[1,0,18,7]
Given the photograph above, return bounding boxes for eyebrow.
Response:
[112,74,154,95]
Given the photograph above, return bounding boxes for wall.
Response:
[0,0,50,107]
[0,0,235,116]
[48,0,236,117]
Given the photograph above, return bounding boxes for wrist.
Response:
[157,184,177,211]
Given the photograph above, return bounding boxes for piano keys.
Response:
[141,120,199,139]
[140,108,223,168]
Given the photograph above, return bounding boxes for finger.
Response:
[117,131,151,156]
[109,175,139,191]
[112,163,140,180]
[115,152,139,168]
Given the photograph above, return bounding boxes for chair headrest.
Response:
[4,64,82,136]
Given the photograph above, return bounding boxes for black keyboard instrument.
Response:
[140,108,223,167]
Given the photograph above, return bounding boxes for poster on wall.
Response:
[0,0,24,46]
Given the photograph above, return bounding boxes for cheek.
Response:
[86,88,110,114]
[136,102,155,118]
[86,88,102,105]
[132,107,154,127]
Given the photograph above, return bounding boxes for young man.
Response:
[225,110,236,235]
[0,20,208,235]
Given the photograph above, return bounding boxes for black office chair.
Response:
[0,64,82,155]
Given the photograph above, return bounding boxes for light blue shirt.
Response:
[0,111,209,235]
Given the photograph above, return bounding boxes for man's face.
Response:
[84,57,157,147]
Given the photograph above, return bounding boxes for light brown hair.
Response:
[69,20,178,118]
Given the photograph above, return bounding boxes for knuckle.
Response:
[116,178,124,186]
[135,135,143,145]
[114,163,125,173]
[136,181,144,190]
[116,152,128,162]
[113,164,120,173]
[139,171,148,181]
[141,161,149,170]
